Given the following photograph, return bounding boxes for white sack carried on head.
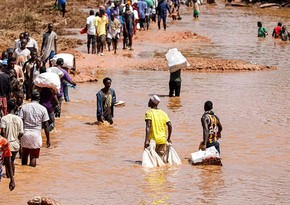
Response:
[163,143,182,165]
[51,53,74,68]
[165,48,190,73]
[47,67,64,78]
[34,72,60,92]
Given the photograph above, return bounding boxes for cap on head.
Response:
[150,95,161,106]
[204,101,213,111]
[56,58,64,66]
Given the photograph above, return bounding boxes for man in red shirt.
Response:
[272,22,282,38]
[0,134,15,191]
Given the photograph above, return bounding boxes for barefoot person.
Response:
[96,77,116,124]
[200,101,223,154]
[144,95,172,158]
[19,91,50,167]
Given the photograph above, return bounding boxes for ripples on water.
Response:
[2,2,290,204]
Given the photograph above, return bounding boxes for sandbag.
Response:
[165,48,190,73]
[47,67,64,78]
[142,140,165,168]
[189,146,221,165]
[34,72,60,92]
[51,53,74,68]
[163,143,182,165]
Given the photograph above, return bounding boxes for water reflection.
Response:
[196,166,225,204]
[167,97,182,112]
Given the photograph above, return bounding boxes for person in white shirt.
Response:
[86,10,96,54]
[19,91,50,167]
[14,33,25,50]
[13,39,31,67]
[24,31,38,53]
[1,99,23,176]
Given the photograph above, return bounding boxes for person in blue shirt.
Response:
[157,0,171,30]
[55,0,67,17]
[137,0,147,30]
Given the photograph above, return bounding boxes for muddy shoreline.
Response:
[70,28,277,83]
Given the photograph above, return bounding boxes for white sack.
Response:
[190,146,220,164]
[163,143,182,165]
[142,148,155,168]
[47,67,64,78]
[167,144,182,165]
[34,72,60,92]
[142,140,165,168]
[51,53,74,68]
[165,48,190,73]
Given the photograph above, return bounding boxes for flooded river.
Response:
[2,1,290,204]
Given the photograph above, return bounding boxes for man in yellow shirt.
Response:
[95,7,108,56]
[144,95,172,157]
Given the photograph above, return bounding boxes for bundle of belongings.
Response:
[165,48,190,73]
[142,140,182,168]
[189,145,222,166]
[34,71,61,92]
[51,53,75,69]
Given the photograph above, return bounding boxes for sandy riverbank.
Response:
[71,28,277,83]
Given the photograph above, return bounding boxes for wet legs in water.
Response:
[169,81,181,97]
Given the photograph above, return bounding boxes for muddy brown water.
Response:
[1,2,290,204]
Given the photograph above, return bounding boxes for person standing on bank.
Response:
[200,101,222,154]
[86,10,96,54]
[96,77,116,124]
[41,23,57,66]
[169,69,181,97]
[144,95,172,158]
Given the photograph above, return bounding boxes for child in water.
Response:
[193,0,199,19]
[257,21,268,38]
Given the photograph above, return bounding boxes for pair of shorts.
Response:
[22,147,40,158]
[44,51,55,63]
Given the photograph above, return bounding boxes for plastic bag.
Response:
[34,72,60,92]
[51,53,74,68]
[163,143,182,165]
[165,48,190,73]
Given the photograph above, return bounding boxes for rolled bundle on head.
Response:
[34,72,60,93]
